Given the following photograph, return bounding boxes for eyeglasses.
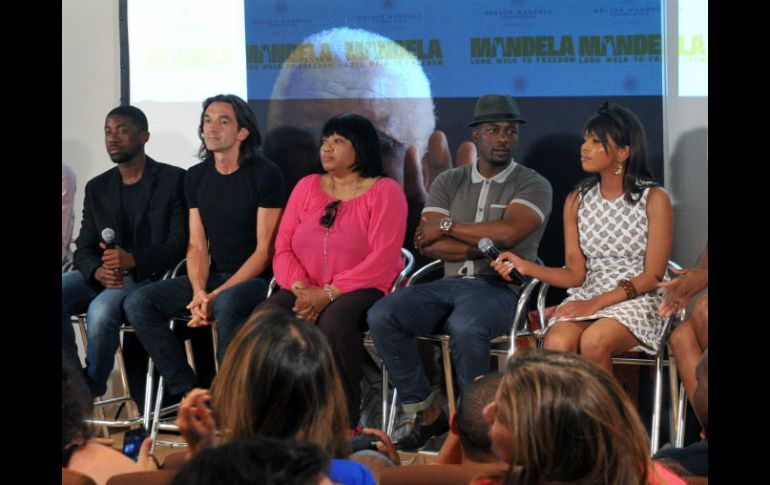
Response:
[319,200,341,229]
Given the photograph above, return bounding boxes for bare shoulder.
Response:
[564,190,582,212]
[646,186,672,211]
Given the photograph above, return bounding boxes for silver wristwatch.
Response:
[439,217,454,234]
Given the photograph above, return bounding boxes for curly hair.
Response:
[62,353,93,464]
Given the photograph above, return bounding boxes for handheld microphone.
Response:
[101,228,116,250]
[477,237,527,285]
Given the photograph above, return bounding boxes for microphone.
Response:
[101,228,116,250]
[477,237,527,285]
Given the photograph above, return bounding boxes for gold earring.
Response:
[613,162,623,175]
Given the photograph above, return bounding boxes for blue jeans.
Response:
[367,277,517,406]
[61,270,151,396]
[123,274,267,395]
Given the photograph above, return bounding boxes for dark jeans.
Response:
[258,288,384,428]
[367,277,517,407]
[123,274,268,395]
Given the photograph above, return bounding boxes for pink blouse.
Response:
[273,174,407,294]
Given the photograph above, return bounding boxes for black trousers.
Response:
[258,288,384,428]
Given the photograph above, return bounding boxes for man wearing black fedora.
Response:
[368,94,552,450]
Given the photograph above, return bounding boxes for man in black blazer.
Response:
[62,105,187,398]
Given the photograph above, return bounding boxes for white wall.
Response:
[663,0,709,266]
[62,0,121,240]
[62,0,121,372]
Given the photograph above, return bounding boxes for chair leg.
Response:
[675,381,687,447]
[211,321,219,373]
[381,363,389,433]
[149,375,165,455]
[387,387,399,437]
[649,352,664,455]
[440,337,456,416]
[142,359,155,431]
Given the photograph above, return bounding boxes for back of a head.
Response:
[497,350,651,484]
[457,372,502,462]
[268,27,435,155]
[171,436,329,485]
[62,353,93,458]
[211,308,349,457]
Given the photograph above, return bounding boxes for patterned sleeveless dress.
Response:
[546,184,668,354]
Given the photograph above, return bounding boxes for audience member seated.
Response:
[491,103,673,375]
[477,350,685,484]
[62,353,156,485]
[654,349,708,477]
[258,112,407,428]
[436,372,503,465]
[176,308,397,485]
[171,436,333,485]
[659,243,708,411]
[379,373,506,485]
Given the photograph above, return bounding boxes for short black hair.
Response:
[457,372,502,461]
[321,113,386,178]
[107,105,149,132]
[171,436,330,485]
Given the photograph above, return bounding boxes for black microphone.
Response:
[477,237,527,285]
[101,227,116,250]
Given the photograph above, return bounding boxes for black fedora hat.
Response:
[469,94,527,126]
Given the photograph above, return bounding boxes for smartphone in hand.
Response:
[122,428,148,461]
[349,432,379,453]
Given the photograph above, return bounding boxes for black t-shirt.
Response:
[185,155,285,274]
[119,179,144,253]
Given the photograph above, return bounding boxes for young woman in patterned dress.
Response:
[491,102,673,373]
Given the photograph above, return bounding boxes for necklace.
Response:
[330,176,363,201]
[323,176,363,280]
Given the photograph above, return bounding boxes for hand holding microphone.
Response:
[478,237,527,285]
[99,227,135,274]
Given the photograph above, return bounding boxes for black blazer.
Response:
[73,156,188,283]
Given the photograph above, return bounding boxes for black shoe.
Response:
[395,409,449,451]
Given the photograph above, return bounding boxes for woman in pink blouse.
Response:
[260,112,407,427]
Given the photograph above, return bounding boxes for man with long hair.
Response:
[126,94,285,402]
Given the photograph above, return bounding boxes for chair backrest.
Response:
[62,469,97,485]
[390,247,416,292]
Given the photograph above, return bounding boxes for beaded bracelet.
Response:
[324,284,336,302]
[618,279,638,300]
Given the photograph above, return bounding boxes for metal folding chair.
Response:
[368,258,542,436]
[532,260,686,454]
[63,263,170,437]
